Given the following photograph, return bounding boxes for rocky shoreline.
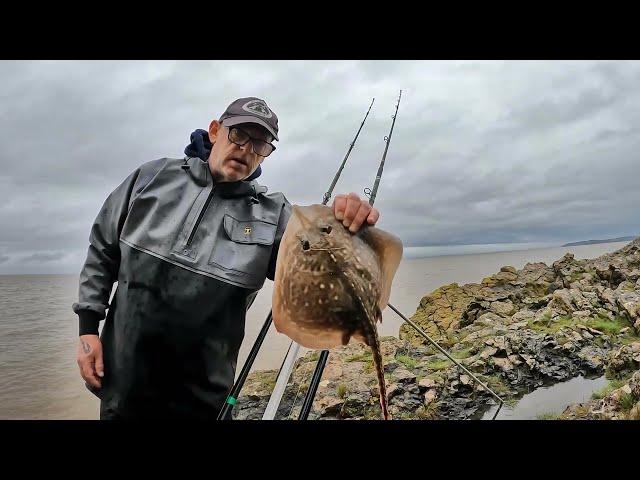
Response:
[233,238,640,420]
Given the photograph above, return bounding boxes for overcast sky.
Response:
[1,60,639,274]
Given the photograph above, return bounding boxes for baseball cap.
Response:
[219,97,279,141]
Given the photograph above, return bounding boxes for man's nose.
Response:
[238,140,254,154]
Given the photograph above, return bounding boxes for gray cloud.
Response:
[0,60,639,273]
[21,252,66,263]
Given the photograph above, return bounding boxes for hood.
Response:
[184,128,262,181]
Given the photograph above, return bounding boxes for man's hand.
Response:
[332,192,380,233]
[77,335,104,389]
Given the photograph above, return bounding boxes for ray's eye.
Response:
[301,240,310,251]
[321,225,332,234]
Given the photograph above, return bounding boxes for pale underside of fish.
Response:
[272,204,403,420]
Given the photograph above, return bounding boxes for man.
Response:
[73,97,380,419]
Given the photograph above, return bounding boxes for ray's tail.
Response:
[364,317,391,420]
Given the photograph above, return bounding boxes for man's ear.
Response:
[209,120,221,143]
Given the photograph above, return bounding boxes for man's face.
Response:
[207,120,273,182]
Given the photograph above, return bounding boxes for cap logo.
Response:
[242,100,273,119]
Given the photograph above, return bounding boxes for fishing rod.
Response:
[298,90,402,419]
[365,90,401,205]
[217,99,376,420]
[387,304,505,419]
[324,98,375,205]
[298,90,505,420]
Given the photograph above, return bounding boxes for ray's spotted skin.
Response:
[272,204,403,420]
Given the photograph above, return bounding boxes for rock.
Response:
[386,383,402,400]
[507,321,530,330]
[576,323,604,336]
[594,262,611,281]
[626,270,640,282]
[316,397,345,417]
[511,310,535,323]
[389,388,425,413]
[490,300,516,317]
[581,291,599,305]
[514,262,556,296]
[340,394,368,418]
[628,371,640,400]
[418,378,438,390]
[405,382,421,394]
[519,353,537,369]
[467,358,487,372]
[561,403,595,420]
[615,280,637,294]
[485,336,509,353]
[322,362,344,380]
[569,330,584,342]
[392,368,417,384]
[492,271,518,283]
[380,337,400,358]
[608,265,628,289]
[525,294,554,309]
[412,345,433,357]
[607,342,640,375]
[577,346,606,370]
[533,306,554,323]
[459,374,473,386]
[507,354,523,365]
[402,394,425,410]
[552,253,588,288]
[475,312,505,326]
[586,283,601,298]
[550,288,591,314]
[598,308,616,319]
[615,290,640,326]
[464,328,498,342]
[599,287,617,307]
[400,282,490,342]
[479,347,498,360]
[424,389,438,405]
[501,266,517,274]
[573,310,591,318]
[384,361,400,374]
[492,357,514,372]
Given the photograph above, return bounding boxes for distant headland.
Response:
[563,236,637,247]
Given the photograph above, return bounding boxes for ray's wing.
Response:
[357,226,403,310]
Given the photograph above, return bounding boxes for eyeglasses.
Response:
[227,126,276,157]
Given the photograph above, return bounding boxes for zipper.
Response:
[185,186,216,248]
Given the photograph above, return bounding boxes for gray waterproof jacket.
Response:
[73,155,291,419]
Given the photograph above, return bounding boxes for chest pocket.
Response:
[209,214,278,280]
